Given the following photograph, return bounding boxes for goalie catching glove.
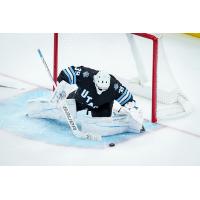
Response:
[118,101,145,133]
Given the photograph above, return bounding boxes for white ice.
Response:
[0,33,200,165]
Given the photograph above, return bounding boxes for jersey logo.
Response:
[83,71,90,78]
[114,83,119,91]
[81,89,97,108]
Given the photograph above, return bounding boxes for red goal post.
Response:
[53,33,58,90]
[132,33,158,123]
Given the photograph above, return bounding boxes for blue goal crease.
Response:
[0,88,161,148]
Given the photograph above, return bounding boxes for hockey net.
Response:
[53,33,192,123]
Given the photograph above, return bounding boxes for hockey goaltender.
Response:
[27,65,145,139]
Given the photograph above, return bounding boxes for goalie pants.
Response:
[68,91,114,117]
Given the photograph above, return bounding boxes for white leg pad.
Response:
[27,98,77,121]
[80,114,130,136]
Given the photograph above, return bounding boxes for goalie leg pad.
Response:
[79,114,130,136]
[27,98,77,121]
[79,107,144,136]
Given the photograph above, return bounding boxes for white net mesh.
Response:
[57,33,139,79]
[125,33,192,120]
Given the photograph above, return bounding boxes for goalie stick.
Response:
[37,49,102,141]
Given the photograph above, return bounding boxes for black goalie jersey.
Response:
[57,66,135,117]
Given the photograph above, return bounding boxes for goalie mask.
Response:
[93,71,111,95]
